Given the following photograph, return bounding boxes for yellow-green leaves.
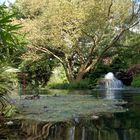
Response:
[42,0,85,52]
[15,0,47,19]
[15,0,137,82]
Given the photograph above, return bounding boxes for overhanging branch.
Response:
[28,45,64,64]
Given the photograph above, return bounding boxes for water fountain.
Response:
[99,72,124,99]
[104,72,124,89]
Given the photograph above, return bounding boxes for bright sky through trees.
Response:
[0,0,16,6]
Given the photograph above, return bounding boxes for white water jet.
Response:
[104,72,123,89]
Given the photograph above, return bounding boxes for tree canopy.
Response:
[15,0,140,83]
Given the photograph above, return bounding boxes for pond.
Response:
[0,89,140,140]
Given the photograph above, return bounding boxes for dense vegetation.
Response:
[1,0,140,93]
[0,5,25,94]
[0,4,26,117]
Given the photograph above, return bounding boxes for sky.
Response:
[0,0,16,6]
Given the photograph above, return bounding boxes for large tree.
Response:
[16,0,140,83]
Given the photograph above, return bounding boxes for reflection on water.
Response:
[103,89,122,100]
[1,89,140,140]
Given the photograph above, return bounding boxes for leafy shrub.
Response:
[49,79,96,89]
[3,105,18,117]
[110,57,128,72]
[19,57,54,88]
[131,74,140,87]
[68,79,96,89]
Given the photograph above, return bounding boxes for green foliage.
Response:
[19,56,55,88]
[48,83,69,89]
[47,64,95,89]
[0,5,25,95]
[15,0,47,19]
[85,56,128,84]
[0,5,26,64]
[117,32,140,65]
[0,95,18,117]
[0,5,26,117]
[47,64,68,88]
[3,104,18,117]
[68,79,96,89]
[110,57,128,72]
[85,62,111,80]
[0,63,18,95]
[15,0,138,83]
[48,78,96,89]
[131,74,140,87]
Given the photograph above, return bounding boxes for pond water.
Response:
[1,89,140,140]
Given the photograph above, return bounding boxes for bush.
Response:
[68,79,96,89]
[19,57,54,88]
[48,79,97,89]
[131,74,140,87]
[110,57,128,72]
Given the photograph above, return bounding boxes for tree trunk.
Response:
[75,71,85,82]
[62,61,75,83]
[63,60,98,83]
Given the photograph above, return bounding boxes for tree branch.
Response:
[107,0,113,18]
[28,45,64,64]
[82,29,96,46]
[74,45,85,64]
